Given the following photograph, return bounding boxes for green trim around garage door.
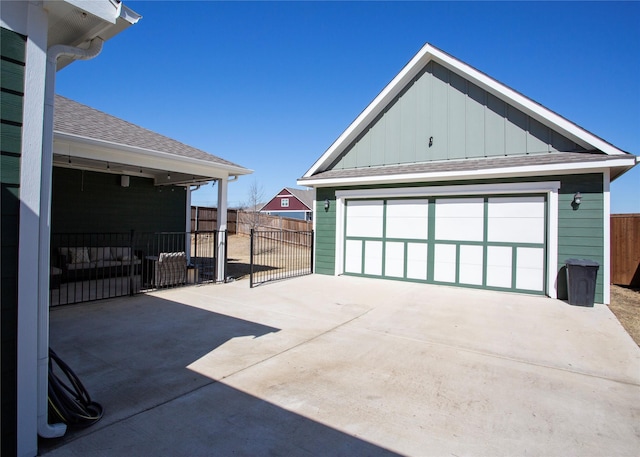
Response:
[342,195,547,295]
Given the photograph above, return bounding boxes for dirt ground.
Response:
[225,235,253,279]
[227,235,640,346]
[609,285,640,346]
[226,234,310,280]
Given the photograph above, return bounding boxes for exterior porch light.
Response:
[573,192,582,205]
[167,171,171,180]
[324,199,330,211]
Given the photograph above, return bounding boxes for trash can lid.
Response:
[565,258,600,267]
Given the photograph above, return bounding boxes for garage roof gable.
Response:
[300,44,635,182]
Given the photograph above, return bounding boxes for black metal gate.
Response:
[249,229,313,287]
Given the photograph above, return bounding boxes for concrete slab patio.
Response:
[41,275,639,456]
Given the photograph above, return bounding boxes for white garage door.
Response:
[344,196,546,294]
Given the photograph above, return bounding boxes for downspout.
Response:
[38,38,104,439]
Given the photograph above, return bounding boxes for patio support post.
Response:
[185,186,192,264]
[36,37,104,442]
[216,177,228,282]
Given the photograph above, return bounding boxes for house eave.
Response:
[53,130,253,180]
[43,0,142,70]
[298,157,637,188]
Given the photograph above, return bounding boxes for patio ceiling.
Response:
[52,153,215,186]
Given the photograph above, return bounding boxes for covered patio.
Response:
[51,95,252,286]
[41,275,639,456]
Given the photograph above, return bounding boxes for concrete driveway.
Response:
[43,275,639,456]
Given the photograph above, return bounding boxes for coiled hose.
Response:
[48,348,104,427]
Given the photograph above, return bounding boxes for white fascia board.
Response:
[303,44,628,179]
[298,157,636,188]
[54,131,253,178]
[62,0,120,23]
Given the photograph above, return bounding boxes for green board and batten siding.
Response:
[1,26,26,456]
[330,61,585,170]
[52,168,187,234]
[314,174,605,303]
[315,188,337,275]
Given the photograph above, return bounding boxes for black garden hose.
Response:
[48,348,104,428]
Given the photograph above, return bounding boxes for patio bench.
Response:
[54,246,142,283]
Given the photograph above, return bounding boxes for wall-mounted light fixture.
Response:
[121,175,130,188]
[167,171,171,180]
[324,199,330,212]
[573,192,582,206]
[428,136,433,147]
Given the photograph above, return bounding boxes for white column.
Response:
[603,170,611,305]
[185,186,192,263]
[16,5,48,455]
[216,177,228,282]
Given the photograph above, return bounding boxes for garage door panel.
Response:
[434,244,456,282]
[435,198,484,242]
[364,240,383,276]
[346,200,383,237]
[385,242,405,278]
[486,246,512,288]
[488,196,545,218]
[345,240,362,274]
[488,217,544,244]
[406,243,428,280]
[386,199,429,239]
[487,197,545,244]
[515,247,544,291]
[459,245,483,285]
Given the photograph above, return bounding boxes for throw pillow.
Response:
[69,247,90,264]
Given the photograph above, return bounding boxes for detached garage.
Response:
[298,44,638,304]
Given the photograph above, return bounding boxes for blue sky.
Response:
[55,1,640,213]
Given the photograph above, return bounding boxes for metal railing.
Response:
[249,229,313,288]
[50,230,226,306]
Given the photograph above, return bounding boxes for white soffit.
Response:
[303,43,629,178]
[53,133,253,179]
[44,0,141,70]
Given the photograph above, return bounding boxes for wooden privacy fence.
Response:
[236,211,312,238]
[191,207,238,233]
[611,213,640,287]
[191,207,312,245]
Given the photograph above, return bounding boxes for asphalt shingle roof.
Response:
[54,95,247,170]
[299,151,619,182]
[285,187,314,209]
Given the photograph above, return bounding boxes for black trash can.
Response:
[565,258,599,307]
